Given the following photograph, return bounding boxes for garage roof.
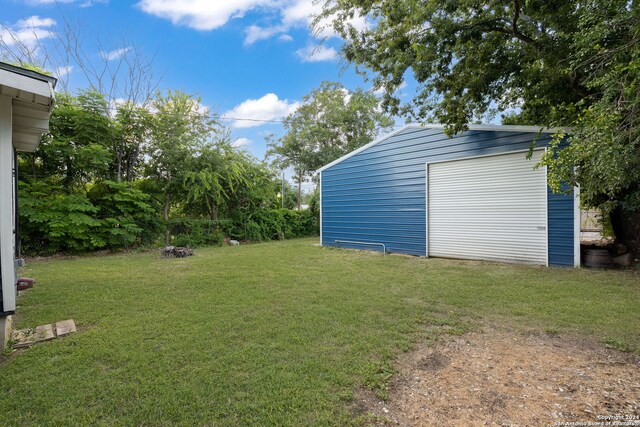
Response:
[317,124,565,173]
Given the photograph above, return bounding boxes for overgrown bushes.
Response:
[19,182,318,254]
[19,180,161,254]
[237,209,318,242]
[169,209,318,248]
[169,218,226,247]
[17,90,320,255]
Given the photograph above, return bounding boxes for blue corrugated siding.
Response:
[321,126,575,266]
[548,184,575,266]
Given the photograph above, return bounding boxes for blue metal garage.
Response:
[318,125,580,267]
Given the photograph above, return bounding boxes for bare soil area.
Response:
[360,328,640,426]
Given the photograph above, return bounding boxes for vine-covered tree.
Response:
[320,0,640,253]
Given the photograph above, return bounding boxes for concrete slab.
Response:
[12,324,55,348]
[55,319,76,337]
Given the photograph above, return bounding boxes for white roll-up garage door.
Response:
[427,150,547,265]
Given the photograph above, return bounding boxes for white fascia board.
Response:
[319,171,323,246]
[0,69,53,100]
[316,123,568,173]
[574,185,581,267]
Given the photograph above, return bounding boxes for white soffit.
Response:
[0,66,56,152]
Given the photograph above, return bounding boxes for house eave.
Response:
[0,63,57,153]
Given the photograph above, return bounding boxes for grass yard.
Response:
[1,238,639,425]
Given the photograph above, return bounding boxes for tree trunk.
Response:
[126,144,141,182]
[116,151,122,182]
[64,160,73,193]
[298,173,301,211]
[210,199,217,223]
[163,192,171,246]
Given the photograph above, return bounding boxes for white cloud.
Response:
[232,137,252,147]
[282,0,368,40]
[278,33,293,42]
[137,0,278,31]
[223,93,299,128]
[244,24,285,46]
[137,0,368,45]
[295,44,337,62]
[16,16,57,28]
[0,16,56,49]
[100,46,132,61]
[53,65,73,78]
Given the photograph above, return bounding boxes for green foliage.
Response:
[169,218,225,247]
[145,90,224,244]
[87,180,162,248]
[320,0,588,131]
[19,180,160,254]
[19,180,99,253]
[113,102,153,182]
[18,89,317,255]
[36,91,114,190]
[267,81,394,178]
[231,209,318,242]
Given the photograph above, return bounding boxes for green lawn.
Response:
[1,238,639,425]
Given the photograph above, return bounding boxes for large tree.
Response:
[321,0,640,253]
[35,90,114,191]
[268,81,394,206]
[145,90,220,245]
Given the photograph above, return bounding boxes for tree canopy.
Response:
[267,81,394,179]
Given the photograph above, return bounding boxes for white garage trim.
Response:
[426,149,547,265]
[319,171,323,246]
[574,185,581,267]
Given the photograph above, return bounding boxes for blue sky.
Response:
[1,0,411,187]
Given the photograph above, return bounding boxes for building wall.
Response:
[320,126,575,266]
[0,95,15,314]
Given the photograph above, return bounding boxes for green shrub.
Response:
[88,180,162,248]
[169,218,224,247]
[230,208,318,242]
[19,180,100,254]
[19,180,161,254]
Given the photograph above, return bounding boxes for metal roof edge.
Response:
[424,123,567,134]
[316,123,568,173]
[0,61,58,88]
[317,124,416,173]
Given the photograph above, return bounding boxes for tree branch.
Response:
[511,0,537,45]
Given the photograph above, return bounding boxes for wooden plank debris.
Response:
[55,319,76,337]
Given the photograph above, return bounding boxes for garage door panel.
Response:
[428,151,547,265]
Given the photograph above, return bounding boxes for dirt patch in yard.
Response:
[359,328,640,426]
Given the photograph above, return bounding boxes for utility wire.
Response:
[81,101,408,128]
